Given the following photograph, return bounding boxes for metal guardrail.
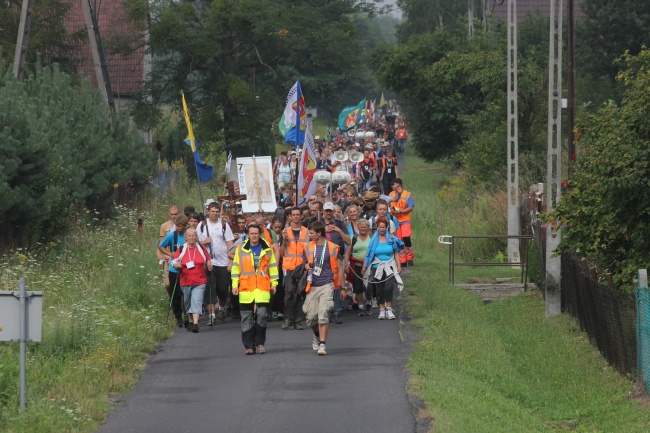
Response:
[438,234,533,288]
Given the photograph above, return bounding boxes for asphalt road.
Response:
[95,301,417,433]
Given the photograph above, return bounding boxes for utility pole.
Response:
[82,0,116,113]
[545,0,564,317]
[12,0,35,81]
[567,0,576,171]
[468,0,474,38]
[506,0,520,264]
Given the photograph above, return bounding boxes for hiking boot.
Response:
[294,321,304,330]
[175,317,183,328]
[365,303,372,316]
[317,343,327,356]
[282,320,293,330]
[217,310,226,323]
[334,314,343,324]
[378,308,386,320]
[386,308,396,320]
[184,320,191,330]
[256,344,266,355]
[191,323,199,333]
[245,348,255,355]
[207,316,215,326]
[277,312,284,321]
[312,336,320,351]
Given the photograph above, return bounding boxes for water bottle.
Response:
[305,270,313,293]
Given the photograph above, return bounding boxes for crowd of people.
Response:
[157,110,414,356]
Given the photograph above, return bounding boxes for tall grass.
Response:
[400,153,650,432]
[0,186,199,432]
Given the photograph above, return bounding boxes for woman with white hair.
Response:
[172,228,213,333]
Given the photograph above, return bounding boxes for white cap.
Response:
[315,135,321,140]
[323,202,335,211]
[205,199,216,209]
[354,142,361,147]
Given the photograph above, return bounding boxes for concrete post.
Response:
[507,0,520,264]
[545,0,564,317]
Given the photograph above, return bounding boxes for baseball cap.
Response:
[323,202,335,211]
[354,142,361,148]
[365,143,373,149]
[205,198,216,209]
[315,135,321,140]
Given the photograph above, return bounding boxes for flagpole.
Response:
[193,154,206,213]
[181,90,206,213]
[293,80,301,206]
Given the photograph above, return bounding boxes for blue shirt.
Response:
[372,240,394,268]
[250,243,263,270]
[160,231,185,274]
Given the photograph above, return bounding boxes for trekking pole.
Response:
[166,274,180,323]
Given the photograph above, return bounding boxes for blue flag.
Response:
[184,138,214,183]
[283,81,306,145]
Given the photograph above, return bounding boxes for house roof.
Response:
[65,0,146,97]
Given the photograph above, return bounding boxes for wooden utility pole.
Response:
[13,0,35,81]
[82,0,116,112]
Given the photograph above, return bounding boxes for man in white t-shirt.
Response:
[198,202,235,324]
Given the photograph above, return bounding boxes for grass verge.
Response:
[400,153,650,432]
[0,193,195,432]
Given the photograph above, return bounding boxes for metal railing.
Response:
[438,234,533,288]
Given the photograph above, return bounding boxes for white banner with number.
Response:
[236,156,277,213]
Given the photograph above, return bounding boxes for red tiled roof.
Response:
[490,0,584,24]
[65,0,146,97]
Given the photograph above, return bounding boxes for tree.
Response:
[0,62,155,247]
[139,0,381,157]
[576,0,650,107]
[0,0,85,74]
[550,47,650,290]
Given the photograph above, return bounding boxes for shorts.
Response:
[182,284,206,314]
[303,283,334,326]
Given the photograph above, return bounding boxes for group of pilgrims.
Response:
[157,108,414,356]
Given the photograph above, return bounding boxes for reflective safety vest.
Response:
[304,241,340,290]
[282,226,309,271]
[262,227,274,246]
[389,189,413,224]
[231,238,278,304]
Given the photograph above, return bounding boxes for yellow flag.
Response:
[379,91,387,108]
[181,92,196,152]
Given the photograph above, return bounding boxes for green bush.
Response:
[0,62,155,247]
[550,47,650,290]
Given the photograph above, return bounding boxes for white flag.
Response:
[297,123,318,206]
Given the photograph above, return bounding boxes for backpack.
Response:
[360,161,372,180]
[201,219,227,240]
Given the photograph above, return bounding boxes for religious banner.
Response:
[236,156,277,213]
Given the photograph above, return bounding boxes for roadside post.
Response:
[0,277,43,408]
[637,270,650,394]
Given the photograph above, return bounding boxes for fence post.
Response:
[637,269,650,394]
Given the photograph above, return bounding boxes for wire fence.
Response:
[522,192,642,384]
[561,254,637,375]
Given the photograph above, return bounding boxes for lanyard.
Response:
[313,241,327,268]
[188,246,196,263]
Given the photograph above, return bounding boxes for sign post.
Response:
[0,278,43,408]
